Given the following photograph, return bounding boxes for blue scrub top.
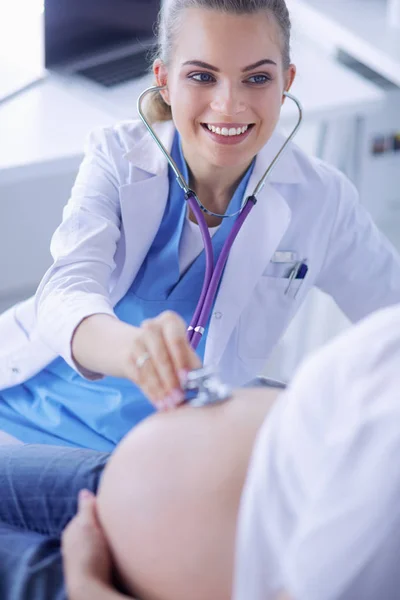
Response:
[0,133,255,451]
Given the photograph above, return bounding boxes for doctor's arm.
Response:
[35,127,124,370]
[315,172,400,322]
[34,127,199,406]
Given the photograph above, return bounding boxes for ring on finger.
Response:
[135,352,151,369]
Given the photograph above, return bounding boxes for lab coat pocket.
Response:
[238,275,302,360]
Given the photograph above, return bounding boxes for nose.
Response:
[210,82,246,116]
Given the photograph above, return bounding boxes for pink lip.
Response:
[201,123,254,145]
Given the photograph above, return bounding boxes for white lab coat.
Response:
[234,303,400,600]
[1,119,400,391]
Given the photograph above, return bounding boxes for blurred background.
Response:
[0,0,399,380]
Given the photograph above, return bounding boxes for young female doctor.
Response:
[1,0,400,452]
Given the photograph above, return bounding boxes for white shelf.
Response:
[288,0,400,86]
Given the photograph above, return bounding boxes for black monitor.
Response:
[44,0,161,87]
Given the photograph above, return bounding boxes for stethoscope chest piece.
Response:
[184,365,232,407]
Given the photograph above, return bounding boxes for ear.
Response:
[153,59,171,105]
[281,64,297,105]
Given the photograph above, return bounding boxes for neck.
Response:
[181,141,253,217]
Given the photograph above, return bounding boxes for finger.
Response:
[77,489,98,528]
[141,320,182,401]
[131,340,168,409]
[159,312,202,374]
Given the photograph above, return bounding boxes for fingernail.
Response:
[160,390,183,410]
[163,397,173,410]
[170,389,184,406]
[161,395,174,410]
[79,489,90,503]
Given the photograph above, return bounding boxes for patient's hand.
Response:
[62,489,132,600]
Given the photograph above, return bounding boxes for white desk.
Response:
[0,35,384,186]
[0,79,117,186]
[288,0,400,87]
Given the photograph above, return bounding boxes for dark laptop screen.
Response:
[45,0,160,68]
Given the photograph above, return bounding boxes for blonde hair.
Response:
[145,0,292,123]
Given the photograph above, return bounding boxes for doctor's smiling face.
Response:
[153,6,296,179]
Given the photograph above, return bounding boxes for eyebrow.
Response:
[182,59,277,72]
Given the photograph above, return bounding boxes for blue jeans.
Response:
[0,444,109,600]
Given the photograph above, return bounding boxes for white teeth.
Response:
[206,124,249,137]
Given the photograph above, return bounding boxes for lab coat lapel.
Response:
[112,122,175,301]
[204,180,292,366]
[117,175,169,297]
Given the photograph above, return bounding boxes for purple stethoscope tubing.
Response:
[186,192,256,348]
[137,86,303,350]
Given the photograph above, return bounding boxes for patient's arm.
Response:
[97,387,282,600]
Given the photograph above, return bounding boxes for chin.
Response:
[209,150,255,170]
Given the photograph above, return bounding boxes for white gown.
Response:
[234,303,400,600]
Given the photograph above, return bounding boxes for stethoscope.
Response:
[137,85,303,350]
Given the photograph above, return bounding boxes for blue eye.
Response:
[247,74,271,84]
[190,72,215,83]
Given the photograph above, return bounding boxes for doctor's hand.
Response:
[124,311,202,411]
